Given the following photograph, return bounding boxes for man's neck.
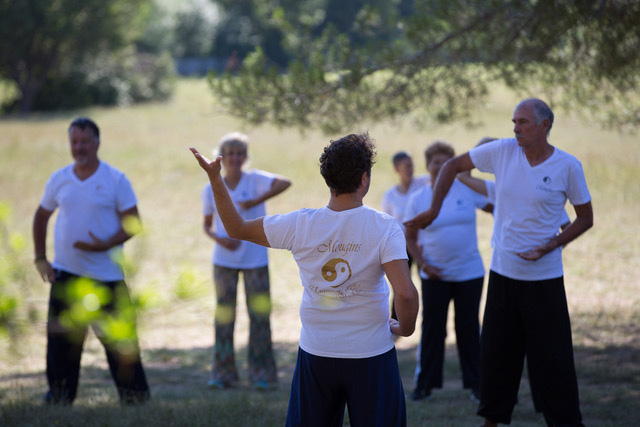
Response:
[397,177,412,194]
[73,160,100,181]
[224,170,242,189]
[327,192,364,212]
[523,141,554,167]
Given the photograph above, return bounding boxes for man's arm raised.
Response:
[190,147,270,247]
[403,152,475,229]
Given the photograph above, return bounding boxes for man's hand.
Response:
[190,147,222,177]
[217,237,241,251]
[389,318,402,336]
[516,249,544,261]
[404,209,437,229]
[516,247,548,261]
[517,240,557,261]
[73,231,109,252]
[237,199,258,210]
[421,263,443,280]
[35,258,55,282]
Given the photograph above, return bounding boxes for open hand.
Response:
[190,147,222,177]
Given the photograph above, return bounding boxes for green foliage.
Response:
[138,0,222,58]
[174,266,209,301]
[210,0,640,133]
[0,201,38,343]
[5,48,175,112]
[0,0,160,112]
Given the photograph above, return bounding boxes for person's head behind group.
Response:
[424,140,455,181]
[391,151,414,182]
[320,132,376,196]
[424,140,455,165]
[217,132,249,171]
[217,132,249,157]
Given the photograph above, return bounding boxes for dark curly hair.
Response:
[319,132,376,196]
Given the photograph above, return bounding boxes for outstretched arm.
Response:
[404,153,475,229]
[191,147,270,247]
[382,259,419,337]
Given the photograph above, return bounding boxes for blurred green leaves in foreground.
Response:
[0,200,216,353]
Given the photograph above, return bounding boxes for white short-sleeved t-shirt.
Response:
[263,205,407,359]
[485,180,570,230]
[40,162,137,281]
[404,180,488,281]
[381,175,429,229]
[202,169,275,269]
[470,138,591,280]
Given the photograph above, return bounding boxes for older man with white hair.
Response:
[406,98,592,427]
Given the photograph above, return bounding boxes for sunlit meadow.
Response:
[0,79,638,426]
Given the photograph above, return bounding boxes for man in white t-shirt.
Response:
[406,99,592,427]
[191,132,419,427]
[33,117,150,405]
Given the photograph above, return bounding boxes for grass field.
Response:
[0,78,639,426]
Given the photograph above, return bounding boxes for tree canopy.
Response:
[209,0,640,133]
[0,0,151,112]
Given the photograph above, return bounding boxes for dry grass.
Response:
[0,78,639,425]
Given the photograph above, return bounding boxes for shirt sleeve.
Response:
[116,174,137,212]
[469,138,505,173]
[380,221,408,264]
[263,210,299,251]
[566,160,592,206]
[252,169,277,197]
[40,174,59,211]
[201,183,215,216]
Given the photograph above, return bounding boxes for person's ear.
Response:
[361,171,370,187]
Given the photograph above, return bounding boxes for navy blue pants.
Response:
[477,271,583,426]
[286,347,406,427]
[415,277,483,393]
[46,269,150,404]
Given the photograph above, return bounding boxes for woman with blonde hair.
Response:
[201,132,291,390]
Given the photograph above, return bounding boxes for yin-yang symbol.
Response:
[321,258,352,288]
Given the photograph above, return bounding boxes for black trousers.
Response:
[46,269,150,404]
[477,271,583,426]
[286,348,406,427]
[415,276,483,393]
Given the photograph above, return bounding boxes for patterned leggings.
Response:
[211,265,277,385]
